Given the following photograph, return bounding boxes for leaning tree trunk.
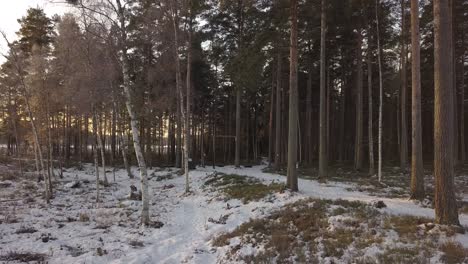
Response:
[287,0,299,191]
[433,0,459,225]
[410,0,425,200]
[319,0,328,179]
[116,0,150,226]
[1,33,49,202]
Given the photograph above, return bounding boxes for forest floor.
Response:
[0,160,467,263]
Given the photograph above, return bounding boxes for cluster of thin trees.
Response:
[0,0,465,226]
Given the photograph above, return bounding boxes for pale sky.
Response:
[0,0,69,63]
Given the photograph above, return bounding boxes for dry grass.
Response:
[213,198,466,263]
[440,241,468,264]
[0,251,46,263]
[204,173,285,204]
[79,212,90,222]
[15,226,38,234]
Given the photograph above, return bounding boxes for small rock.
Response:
[0,181,12,188]
[149,221,164,228]
[41,233,50,243]
[425,222,435,230]
[65,181,81,189]
[96,247,107,256]
[373,200,387,209]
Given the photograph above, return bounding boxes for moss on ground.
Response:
[204,173,285,203]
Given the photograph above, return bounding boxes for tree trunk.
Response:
[96,113,108,186]
[376,0,384,182]
[235,88,241,167]
[274,51,282,171]
[400,0,409,171]
[410,0,425,200]
[355,29,364,171]
[319,0,328,178]
[92,110,100,203]
[287,0,298,191]
[461,44,466,163]
[433,0,459,225]
[268,66,275,166]
[184,11,193,193]
[116,0,150,226]
[306,63,313,164]
[367,32,375,176]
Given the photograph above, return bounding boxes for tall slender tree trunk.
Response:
[433,0,459,225]
[306,63,313,164]
[184,11,193,193]
[400,0,409,170]
[338,51,346,163]
[268,66,275,166]
[235,0,244,168]
[376,0,384,182]
[367,33,375,176]
[92,109,100,203]
[461,47,466,163]
[235,89,241,167]
[355,29,364,171]
[96,114,108,186]
[176,95,182,168]
[287,0,299,191]
[319,0,328,178]
[116,0,150,226]
[274,51,282,171]
[410,0,425,200]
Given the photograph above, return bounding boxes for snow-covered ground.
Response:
[0,164,467,263]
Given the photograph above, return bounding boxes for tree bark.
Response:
[185,10,193,193]
[116,0,150,226]
[274,51,282,171]
[235,88,241,167]
[410,0,425,200]
[319,0,328,178]
[96,113,108,186]
[367,32,375,176]
[287,0,298,191]
[92,109,100,203]
[400,0,409,170]
[268,66,275,166]
[433,0,459,225]
[355,29,364,171]
[376,0,384,182]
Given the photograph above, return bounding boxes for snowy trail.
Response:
[113,165,468,263]
[2,164,466,264]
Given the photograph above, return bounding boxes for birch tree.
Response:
[65,0,150,225]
